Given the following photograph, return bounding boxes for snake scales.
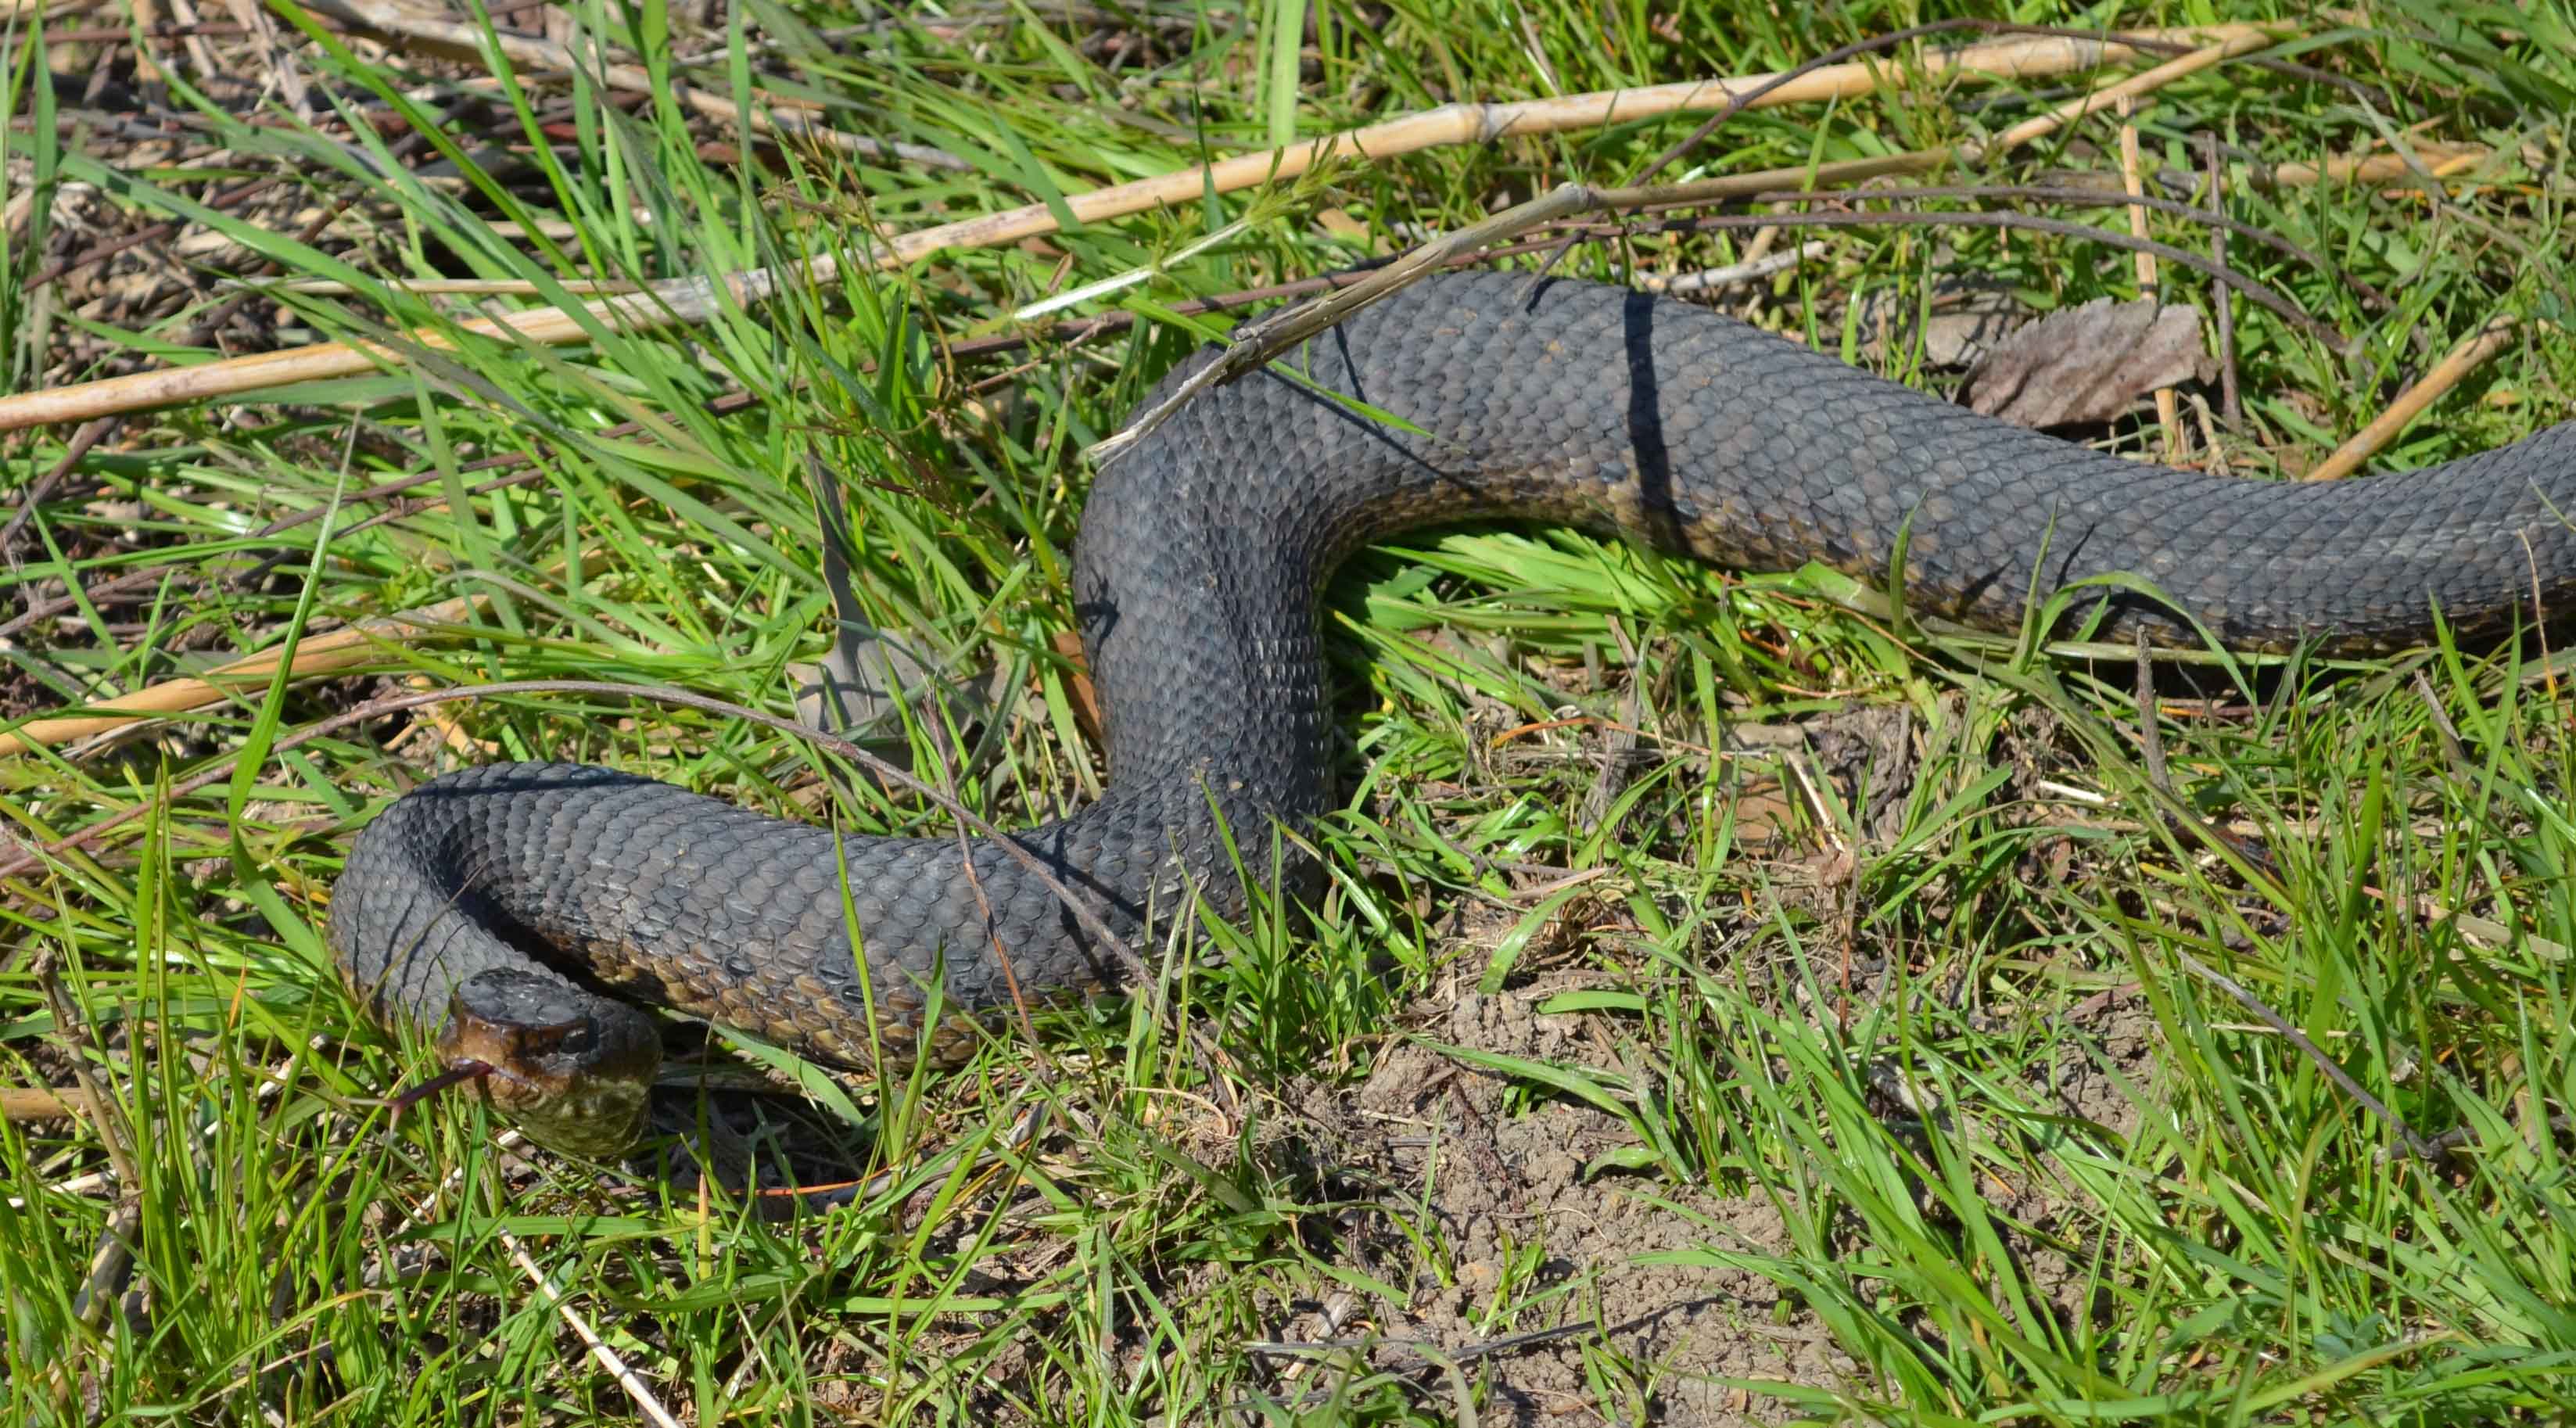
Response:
[328,272,2576,1153]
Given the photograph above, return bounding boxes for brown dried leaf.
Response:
[1959,297,2212,429]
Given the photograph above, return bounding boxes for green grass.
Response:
[5,0,2576,1423]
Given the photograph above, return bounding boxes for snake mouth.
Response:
[432,968,662,1158]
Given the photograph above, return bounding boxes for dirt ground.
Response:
[1265,971,2163,1426]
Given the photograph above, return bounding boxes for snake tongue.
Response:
[386,1058,496,1120]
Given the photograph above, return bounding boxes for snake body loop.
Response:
[328,274,2576,1151]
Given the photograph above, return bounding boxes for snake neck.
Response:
[335,271,2576,1074]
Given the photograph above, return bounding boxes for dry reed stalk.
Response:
[0,22,2287,432]
[2115,96,2184,458]
[2304,318,2533,482]
[0,593,485,755]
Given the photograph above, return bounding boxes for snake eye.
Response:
[497,1013,595,1061]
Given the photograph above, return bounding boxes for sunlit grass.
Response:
[3,0,2574,1423]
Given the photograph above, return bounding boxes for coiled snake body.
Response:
[329,273,2576,1153]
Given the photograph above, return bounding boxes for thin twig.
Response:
[1571,208,2355,353]
[2201,133,2242,421]
[2419,1112,2576,1162]
[497,1231,684,1428]
[2408,669,2510,841]
[33,953,146,1358]
[2410,670,2479,790]
[802,447,1057,1072]
[45,18,350,41]
[0,591,490,756]
[1,418,116,566]
[2168,946,2448,1165]
[34,953,139,1186]
[1091,183,1600,466]
[1096,24,2299,463]
[1631,18,2019,185]
[2131,632,2278,882]
[1549,24,2291,285]
[307,0,970,169]
[1535,15,2032,282]
[1243,1294,1717,1376]
[0,22,2291,432]
[2304,318,2530,481]
[2133,633,2174,795]
[949,167,2370,361]
[2122,653,2451,1170]
[1637,242,1826,295]
[1748,183,2388,309]
[21,177,282,294]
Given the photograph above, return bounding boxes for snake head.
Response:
[434,968,662,1159]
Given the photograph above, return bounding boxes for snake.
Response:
[328,271,2576,1154]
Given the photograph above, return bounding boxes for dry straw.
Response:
[0,23,2284,432]
[0,23,2312,756]
[2305,318,2538,482]
[0,594,485,756]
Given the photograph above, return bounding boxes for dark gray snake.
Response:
[328,271,2576,1153]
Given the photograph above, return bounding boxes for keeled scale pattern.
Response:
[332,272,2576,1069]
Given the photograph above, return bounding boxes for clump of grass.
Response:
[4,2,2575,1423]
